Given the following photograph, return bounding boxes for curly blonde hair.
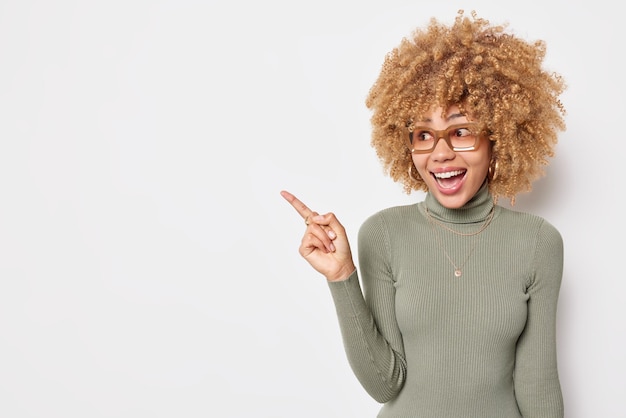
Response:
[365,10,566,201]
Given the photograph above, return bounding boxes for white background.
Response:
[0,0,623,417]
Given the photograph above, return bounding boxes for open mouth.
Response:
[432,169,466,189]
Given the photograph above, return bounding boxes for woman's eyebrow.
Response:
[446,113,465,121]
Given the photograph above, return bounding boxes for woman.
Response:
[281,10,566,417]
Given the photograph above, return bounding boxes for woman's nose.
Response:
[430,136,455,161]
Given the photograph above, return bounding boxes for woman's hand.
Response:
[280,190,356,282]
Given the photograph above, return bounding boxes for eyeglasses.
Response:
[406,122,483,154]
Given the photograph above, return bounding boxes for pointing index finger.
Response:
[280,190,314,220]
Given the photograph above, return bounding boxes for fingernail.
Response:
[328,230,336,239]
[330,243,336,252]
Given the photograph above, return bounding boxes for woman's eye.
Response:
[454,128,472,137]
[416,131,434,141]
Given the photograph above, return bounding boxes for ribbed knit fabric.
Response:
[328,183,564,417]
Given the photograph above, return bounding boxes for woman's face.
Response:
[411,106,491,209]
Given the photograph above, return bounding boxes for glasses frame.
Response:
[406,122,483,154]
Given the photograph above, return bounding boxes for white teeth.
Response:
[433,170,465,179]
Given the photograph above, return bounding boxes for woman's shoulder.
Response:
[362,203,420,225]
[495,206,562,237]
[357,203,418,234]
[357,203,421,245]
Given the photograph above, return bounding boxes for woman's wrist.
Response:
[326,263,356,282]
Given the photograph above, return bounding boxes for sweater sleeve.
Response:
[514,219,564,417]
[327,213,406,403]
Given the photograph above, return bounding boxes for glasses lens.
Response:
[408,124,479,152]
[447,125,478,150]
[410,128,436,151]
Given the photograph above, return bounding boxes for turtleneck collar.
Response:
[421,181,494,224]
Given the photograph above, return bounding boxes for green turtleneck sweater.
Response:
[328,184,564,417]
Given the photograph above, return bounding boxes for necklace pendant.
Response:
[454,269,462,278]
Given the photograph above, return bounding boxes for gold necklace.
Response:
[425,206,495,278]
[425,206,495,236]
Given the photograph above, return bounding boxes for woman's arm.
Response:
[514,220,564,417]
[328,213,406,403]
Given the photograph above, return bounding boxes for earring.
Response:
[408,163,420,181]
[488,158,498,181]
